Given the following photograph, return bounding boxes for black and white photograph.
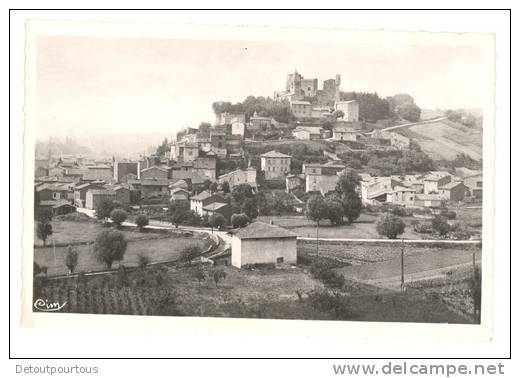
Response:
[21,19,496,334]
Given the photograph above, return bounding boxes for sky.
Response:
[36,35,487,140]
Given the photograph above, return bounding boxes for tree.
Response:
[209,181,219,193]
[193,267,206,287]
[231,213,250,228]
[65,245,79,274]
[209,213,226,230]
[203,179,212,190]
[305,195,328,226]
[213,270,227,287]
[169,201,190,227]
[335,170,362,223]
[376,213,406,239]
[221,181,230,194]
[96,198,116,220]
[179,245,202,266]
[341,191,362,223]
[432,216,451,237]
[93,230,128,269]
[36,221,53,246]
[156,137,170,157]
[397,102,421,122]
[135,214,149,231]
[110,209,128,228]
[325,199,344,226]
[231,183,254,205]
[35,207,53,223]
[241,197,258,219]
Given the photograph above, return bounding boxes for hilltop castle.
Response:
[274,70,341,105]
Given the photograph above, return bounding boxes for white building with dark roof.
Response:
[260,150,292,180]
[230,222,297,268]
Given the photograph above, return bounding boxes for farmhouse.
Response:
[203,202,232,222]
[230,222,297,268]
[249,114,272,131]
[36,183,71,202]
[464,174,483,199]
[414,193,445,208]
[303,163,346,193]
[37,200,76,216]
[170,187,190,204]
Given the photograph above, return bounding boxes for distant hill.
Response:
[394,118,483,161]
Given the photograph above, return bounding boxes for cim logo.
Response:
[33,298,67,312]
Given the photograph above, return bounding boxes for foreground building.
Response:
[230,222,297,268]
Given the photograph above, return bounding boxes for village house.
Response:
[332,126,362,142]
[293,126,322,140]
[231,122,245,137]
[215,112,246,126]
[230,222,297,269]
[334,100,359,122]
[285,174,305,193]
[36,183,72,202]
[303,163,346,194]
[113,160,139,183]
[390,186,416,206]
[414,193,445,208]
[85,189,117,210]
[360,177,404,205]
[311,106,332,119]
[225,135,243,155]
[203,202,232,223]
[140,166,169,180]
[260,151,292,180]
[192,156,217,181]
[190,190,226,216]
[86,165,113,182]
[109,185,132,205]
[217,167,257,190]
[170,187,190,204]
[73,182,106,207]
[464,174,483,199]
[439,181,467,202]
[290,100,313,119]
[422,171,453,194]
[37,200,76,216]
[249,113,273,131]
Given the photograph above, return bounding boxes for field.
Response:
[33,217,210,276]
[395,119,482,160]
[34,263,472,323]
[259,213,425,240]
[420,109,445,121]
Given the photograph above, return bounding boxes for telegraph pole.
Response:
[400,238,405,292]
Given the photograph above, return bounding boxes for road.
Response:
[381,117,447,132]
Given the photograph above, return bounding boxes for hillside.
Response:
[394,118,483,161]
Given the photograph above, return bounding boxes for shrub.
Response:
[307,290,353,320]
[209,213,226,230]
[376,213,406,239]
[213,270,227,287]
[110,209,128,228]
[432,216,451,237]
[135,214,149,231]
[179,245,202,266]
[412,220,433,234]
[96,199,116,220]
[137,253,151,268]
[231,213,250,228]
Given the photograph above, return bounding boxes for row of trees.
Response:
[212,96,294,124]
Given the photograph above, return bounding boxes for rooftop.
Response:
[440,181,466,190]
[260,150,292,158]
[203,202,229,211]
[231,221,297,240]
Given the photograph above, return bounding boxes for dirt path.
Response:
[381,116,447,132]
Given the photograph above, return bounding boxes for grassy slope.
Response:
[395,119,482,160]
